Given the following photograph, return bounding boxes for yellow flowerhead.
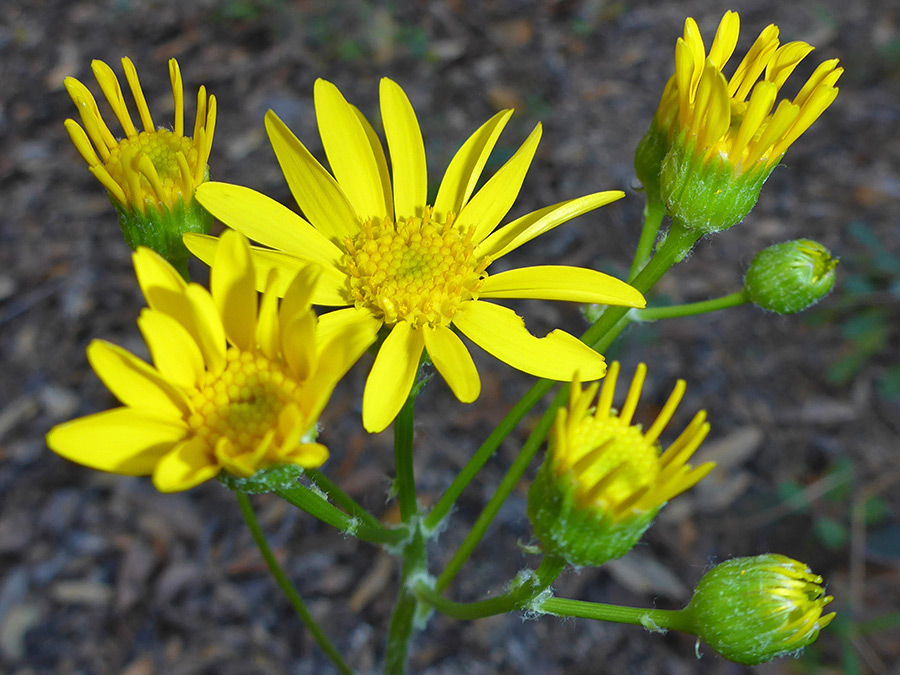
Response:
[187,78,645,432]
[528,362,714,566]
[687,554,836,665]
[64,58,217,274]
[635,12,843,233]
[46,231,369,492]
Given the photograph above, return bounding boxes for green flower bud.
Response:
[528,363,713,567]
[745,239,838,314]
[686,554,836,665]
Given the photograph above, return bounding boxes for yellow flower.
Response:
[187,78,645,432]
[64,58,217,274]
[65,57,216,214]
[528,362,714,565]
[46,231,370,492]
[635,12,843,232]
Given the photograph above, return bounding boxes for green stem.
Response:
[275,482,407,546]
[235,492,355,675]
[384,528,427,674]
[419,555,566,620]
[635,289,750,321]
[306,468,383,531]
[423,377,555,532]
[540,597,696,634]
[434,388,567,593]
[629,197,667,282]
[394,391,418,522]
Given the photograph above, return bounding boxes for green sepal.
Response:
[217,464,306,494]
[527,460,658,567]
[114,195,213,279]
[634,120,669,207]
[660,133,773,234]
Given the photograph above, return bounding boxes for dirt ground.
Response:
[1,0,899,673]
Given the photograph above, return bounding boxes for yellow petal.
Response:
[457,123,542,244]
[133,246,187,310]
[316,307,382,349]
[380,78,427,220]
[137,309,204,390]
[281,311,317,381]
[184,283,227,374]
[184,233,349,306]
[280,264,322,328]
[314,79,390,221]
[480,266,645,307]
[433,109,513,221]
[46,408,186,476]
[193,182,344,266]
[423,325,480,403]
[452,300,606,380]
[87,340,190,416]
[280,442,330,469]
[265,110,361,241]
[256,270,281,361]
[475,191,625,260]
[351,104,393,219]
[211,230,257,351]
[708,11,740,70]
[152,437,220,492]
[362,322,424,433]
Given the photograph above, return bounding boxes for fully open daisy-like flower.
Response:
[186,78,645,432]
[64,58,216,274]
[635,11,843,232]
[47,231,369,492]
[528,362,714,566]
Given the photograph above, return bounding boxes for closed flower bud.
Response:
[686,554,835,665]
[528,362,714,567]
[745,239,837,313]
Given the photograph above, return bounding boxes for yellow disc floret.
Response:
[342,207,489,327]
[188,348,304,477]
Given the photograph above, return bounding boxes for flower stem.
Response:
[635,289,750,321]
[306,468,383,531]
[394,390,418,522]
[235,492,355,675]
[275,482,407,546]
[384,527,427,674]
[629,197,667,282]
[540,596,696,634]
[434,387,567,593]
[423,377,555,532]
[418,555,566,620]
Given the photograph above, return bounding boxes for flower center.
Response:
[341,208,489,327]
[563,415,660,510]
[187,348,301,473]
[104,129,198,211]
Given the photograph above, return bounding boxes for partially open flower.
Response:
[528,362,714,566]
[46,231,370,492]
[64,58,216,276]
[686,554,836,665]
[636,11,843,233]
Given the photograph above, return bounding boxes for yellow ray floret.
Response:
[551,362,715,521]
[186,78,646,432]
[64,57,216,214]
[46,231,369,492]
[656,11,842,173]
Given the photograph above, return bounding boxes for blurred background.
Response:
[1,0,899,672]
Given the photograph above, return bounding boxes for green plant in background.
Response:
[49,11,850,673]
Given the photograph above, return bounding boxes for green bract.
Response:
[745,239,838,314]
